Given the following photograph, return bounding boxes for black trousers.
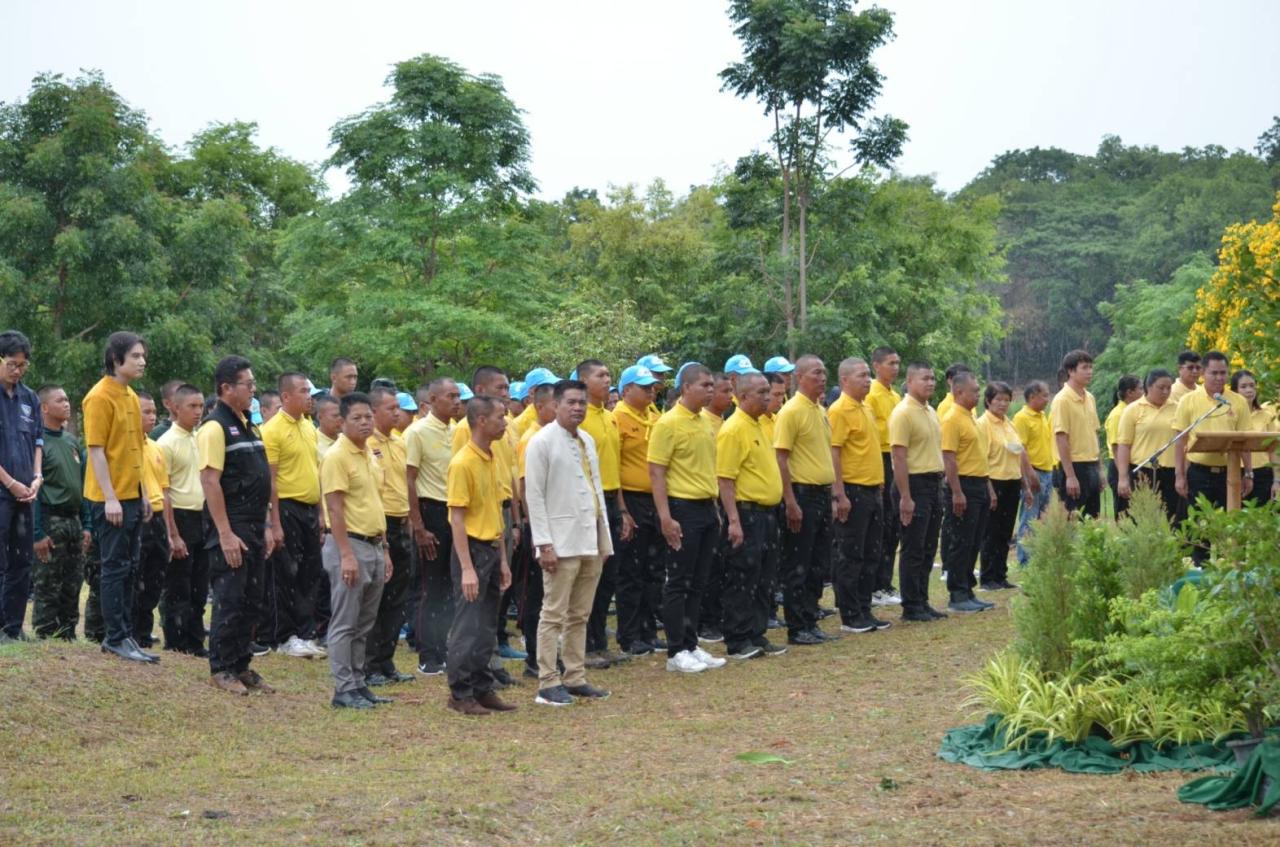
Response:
[899,473,943,614]
[699,502,729,634]
[281,499,325,641]
[1131,465,1181,521]
[132,512,170,642]
[781,484,833,637]
[414,498,454,666]
[207,520,266,676]
[162,508,208,651]
[722,503,780,653]
[517,521,541,672]
[980,478,1022,585]
[661,498,718,657]
[446,538,501,700]
[833,483,883,623]
[366,516,412,675]
[1187,463,1228,566]
[93,498,144,647]
[616,490,663,649]
[586,494,623,653]
[943,476,990,599]
[1107,459,1130,518]
[0,495,34,639]
[83,532,103,643]
[877,454,900,592]
[1248,467,1274,506]
[1054,461,1101,518]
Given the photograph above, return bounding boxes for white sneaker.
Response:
[692,646,726,669]
[303,638,327,657]
[278,635,315,658]
[666,650,708,673]
[871,590,902,606]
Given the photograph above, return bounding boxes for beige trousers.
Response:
[536,554,603,688]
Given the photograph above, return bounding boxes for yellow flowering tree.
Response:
[1189,193,1280,393]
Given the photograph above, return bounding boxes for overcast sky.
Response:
[4,0,1277,200]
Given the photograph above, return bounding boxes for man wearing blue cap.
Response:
[763,356,796,393]
[514,369,559,438]
[394,392,417,434]
[636,355,673,415]
[614,364,665,655]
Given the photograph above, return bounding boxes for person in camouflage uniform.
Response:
[31,385,93,639]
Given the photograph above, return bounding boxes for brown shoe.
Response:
[446,696,491,716]
[209,672,249,696]
[476,690,518,712]
[237,669,275,694]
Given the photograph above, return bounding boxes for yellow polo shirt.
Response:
[157,424,203,511]
[942,405,989,477]
[828,393,884,486]
[1103,401,1128,461]
[321,433,387,538]
[447,441,504,541]
[451,415,517,500]
[614,401,656,493]
[937,392,955,422]
[978,412,1023,481]
[1175,386,1251,467]
[260,410,320,505]
[773,393,835,486]
[316,430,337,462]
[716,408,782,506]
[581,403,621,491]
[141,438,169,512]
[82,376,144,502]
[368,428,409,517]
[647,403,717,500]
[701,407,727,438]
[512,403,538,438]
[866,380,900,454]
[1013,407,1055,472]
[1050,385,1100,463]
[404,412,453,501]
[759,412,776,444]
[888,395,944,474]
[517,420,542,479]
[1169,380,1196,406]
[1116,397,1176,469]
[1247,406,1278,467]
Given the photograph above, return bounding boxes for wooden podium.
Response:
[1187,431,1278,510]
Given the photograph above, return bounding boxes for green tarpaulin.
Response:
[1179,739,1280,816]
[938,714,1237,774]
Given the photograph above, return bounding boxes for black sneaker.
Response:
[756,640,788,656]
[727,645,763,660]
[978,581,1003,592]
[999,580,1018,590]
[648,638,668,650]
[417,659,446,675]
[492,666,517,688]
[809,627,839,641]
[697,627,724,644]
[624,641,655,656]
[365,672,391,687]
[534,685,575,707]
[868,615,892,630]
[925,605,950,619]
[817,606,836,620]
[385,669,415,683]
[902,609,935,622]
[788,630,824,645]
[249,641,270,657]
[767,617,785,630]
[564,683,610,700]
[840,618,876,634]
[522,665,539,680]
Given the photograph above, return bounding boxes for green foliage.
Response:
[1109,487,1188,597]
[1012,501,1079,674]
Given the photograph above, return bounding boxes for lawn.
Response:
[0,574,1272,846]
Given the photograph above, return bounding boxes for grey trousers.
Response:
[323,535,385,694]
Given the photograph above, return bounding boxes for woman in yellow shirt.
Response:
[1231,370,1278,505]
[1115,369,1177,520]
[977,382,1036,590]
[1104,375,1142,517]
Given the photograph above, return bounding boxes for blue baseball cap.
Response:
[763,356,795,374]
[249,397,263,426]
[457,383,474,401]
[618,365,659,392]
[568,368,578,381]
[724,354,757,375]
[636,354,672,373]
[523,367,561,391]
[396,391,418,412]
[509,381,527,402]
[674,361,703,392]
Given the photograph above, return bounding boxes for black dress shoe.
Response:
[788,630,824,645]
[901,609,935,622]
[331,690,374,710]
[365,672,391,687]
[125,637,160,663]
[925,605,950,619]
[357,686,394,705]
[102,640,154,663]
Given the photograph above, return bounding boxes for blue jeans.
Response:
[1015,469,1053,566]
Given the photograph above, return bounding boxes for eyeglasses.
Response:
[233,380,257,389]
[2,359,30,373]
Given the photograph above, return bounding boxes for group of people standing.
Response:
[0,326,1274,715]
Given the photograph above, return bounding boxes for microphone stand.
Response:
[1133,395,1228,473]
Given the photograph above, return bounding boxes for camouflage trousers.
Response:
[32,513,86,639]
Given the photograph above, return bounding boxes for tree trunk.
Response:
[797,183,808,334]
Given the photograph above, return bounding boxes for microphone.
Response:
[1212,392,1228,405]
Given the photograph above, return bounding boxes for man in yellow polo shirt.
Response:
[717,371,786,660]
[1012,380,1054,566]
[774,354,837,646]
[829,357,891,635]
[761,372,787,443]
[133,392,179,649]
[364,387,415,687]
[940,373,997,614]
[321,392,394,710]
[445,395,515,716]
[648,362,724,674]
[576,359,632,666]
[83,331,157,663]
[314,395,342,461]
[867,346,903,606]
[936,363,972,421]
[157,383,208,655]
[259,372,326,659]
[697,370,737,644]
[1174,350,1253,564]
[1051,350,1102,517]
[613,365,664,656]
[404,376,459,676]
[888,362,947,622]
[1169,350,1202,405]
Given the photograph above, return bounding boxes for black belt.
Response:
[909,472,943,481]
[668,496,715,505]
[843,481,882,492]
[467,536,500,548]
[736,501,778,512]
[792,482,831,493]
[346,532,385,545]
[1189,462,1225,475]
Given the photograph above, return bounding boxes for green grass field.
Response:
[0,574,1272,846]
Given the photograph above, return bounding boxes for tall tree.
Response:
[720,0,908,347]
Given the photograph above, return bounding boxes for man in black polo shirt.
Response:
[199,355,278,695]
[0,330,42,642]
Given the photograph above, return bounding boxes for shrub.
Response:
[1012,501,1079,674]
